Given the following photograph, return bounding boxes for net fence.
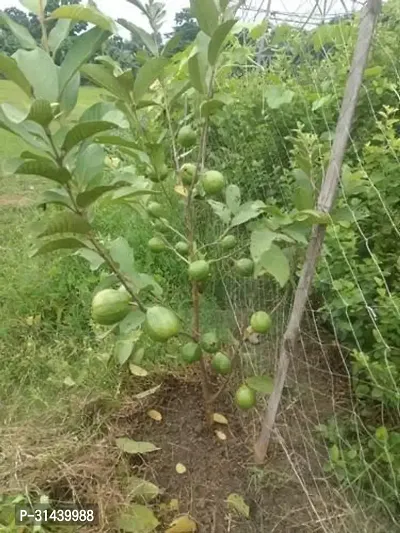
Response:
[204,1,400,531]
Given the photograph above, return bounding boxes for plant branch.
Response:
[161,81,180,172]
[39,0,50,53]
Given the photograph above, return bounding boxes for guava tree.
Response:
[0,0,328,429]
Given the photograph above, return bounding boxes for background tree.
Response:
[165,7,199,54]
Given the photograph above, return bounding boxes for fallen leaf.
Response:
[174,185,188,197]
[227,493,250,518]
[117,504,159,532]
[127,475,160,503]
[246,375,274,395]
[129,364,148,377]
[213,413,228,425]
[166,514,197,532]
[63,377,76,387]
[116,438,160,455]
[147,409,162,422]
[215,430,227,441]
[175,463,187,474]
[26,316,34,326]
[247,333,260,345]
[134,385,161,400]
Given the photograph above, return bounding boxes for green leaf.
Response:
[30,237,91,257]
[375,426,389,442]
[51,5,116,32]
[162,32,182,57]
[119,310,146,335]
[190,0,219,36]
[48,19,73,56]
[295,209,330,225]
[292,169,315,210]
[133,58,167,102]
[281,224,308,244]
[75,144,105,185]
[126,0,147,15]
[116,438,160,454]
[117,19,158,56]
[14,48,59,102]
[329,444,340,462]
[76,182,127,208]
[59,27,110,95]
[115,336,135,365]
[60,71,80,115]
[62,121,117,153]
[16,160,71,184]
[230,200,265,228]
[258,244,290,287]
[127,476,160,503]
[227,493,250,518]
[200,98,225,117]
[246,375,274,394]
[80,102,121,123]
[74,248,104,271]
[27,100,53,127]
[312,95,332,111]
[20,0,47,15]
[36,212,91,238]
[188,52,206,94]
[80,63,130,100]
[207,200,231,225]
[109,237,135,276]
[0,12,37,49]
[265,86,294,109]
[225,184,241,214]
[0,53,32,97]
[95,135,139,150]
[250,228,280,262]
[117,505,159,533]
[39,188,74,210]
[249,20,268,40]
[208,19,236,65]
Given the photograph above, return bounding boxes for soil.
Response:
[0,194,32,207]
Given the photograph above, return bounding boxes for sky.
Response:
[0,0,351,36]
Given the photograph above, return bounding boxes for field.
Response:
[0,79,392,532]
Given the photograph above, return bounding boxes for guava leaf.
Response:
[230,201,265,227]
[62,121,117,153]
[258,244,290,287]
[225,184,241,214]
[208,19,236,65]
[0,53,32,97]
[30,237,91,257]
[51,5,116,32]
[207,200,231,224]
[119,310,145,334]
[48,19,72,56]
[74,249,104,271]
[115,337,135,366]
[246,375,274,394]
[0,12,37,49]
[190,0,219,36]
[117,19,158,56]
[127,476,160,503]
[14,48,59,102]
[227,493,249,518]
[116,438,160,455]
[188,52,207,94]
[16,160,71,184]
[80,63,129,100]
[133,58,168,103]
[36,212,91,237]
[116,504,159,533]
[109,237,135,277]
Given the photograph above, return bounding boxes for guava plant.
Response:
[0,0,328,424]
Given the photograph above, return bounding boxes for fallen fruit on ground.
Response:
[234,258,254,277]
[177,125,197,148]
[146,201,164,218]
[91,288,131,326]
[211,352,232,375]
[181,342,202,364]
[250,311,272,333]
[175,241,189,255]
[200,331,220,353]
[201,170,225,195]
[179,163,197,186]
[220,234,237,251]
[148,236,166,253]
[235,385,256,410]
[188,260,210,281]
[145,306,180,342]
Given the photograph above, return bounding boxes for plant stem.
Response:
[161,81,180,172]
[38,0,49,53]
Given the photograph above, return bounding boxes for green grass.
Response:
[0,80,103,158]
